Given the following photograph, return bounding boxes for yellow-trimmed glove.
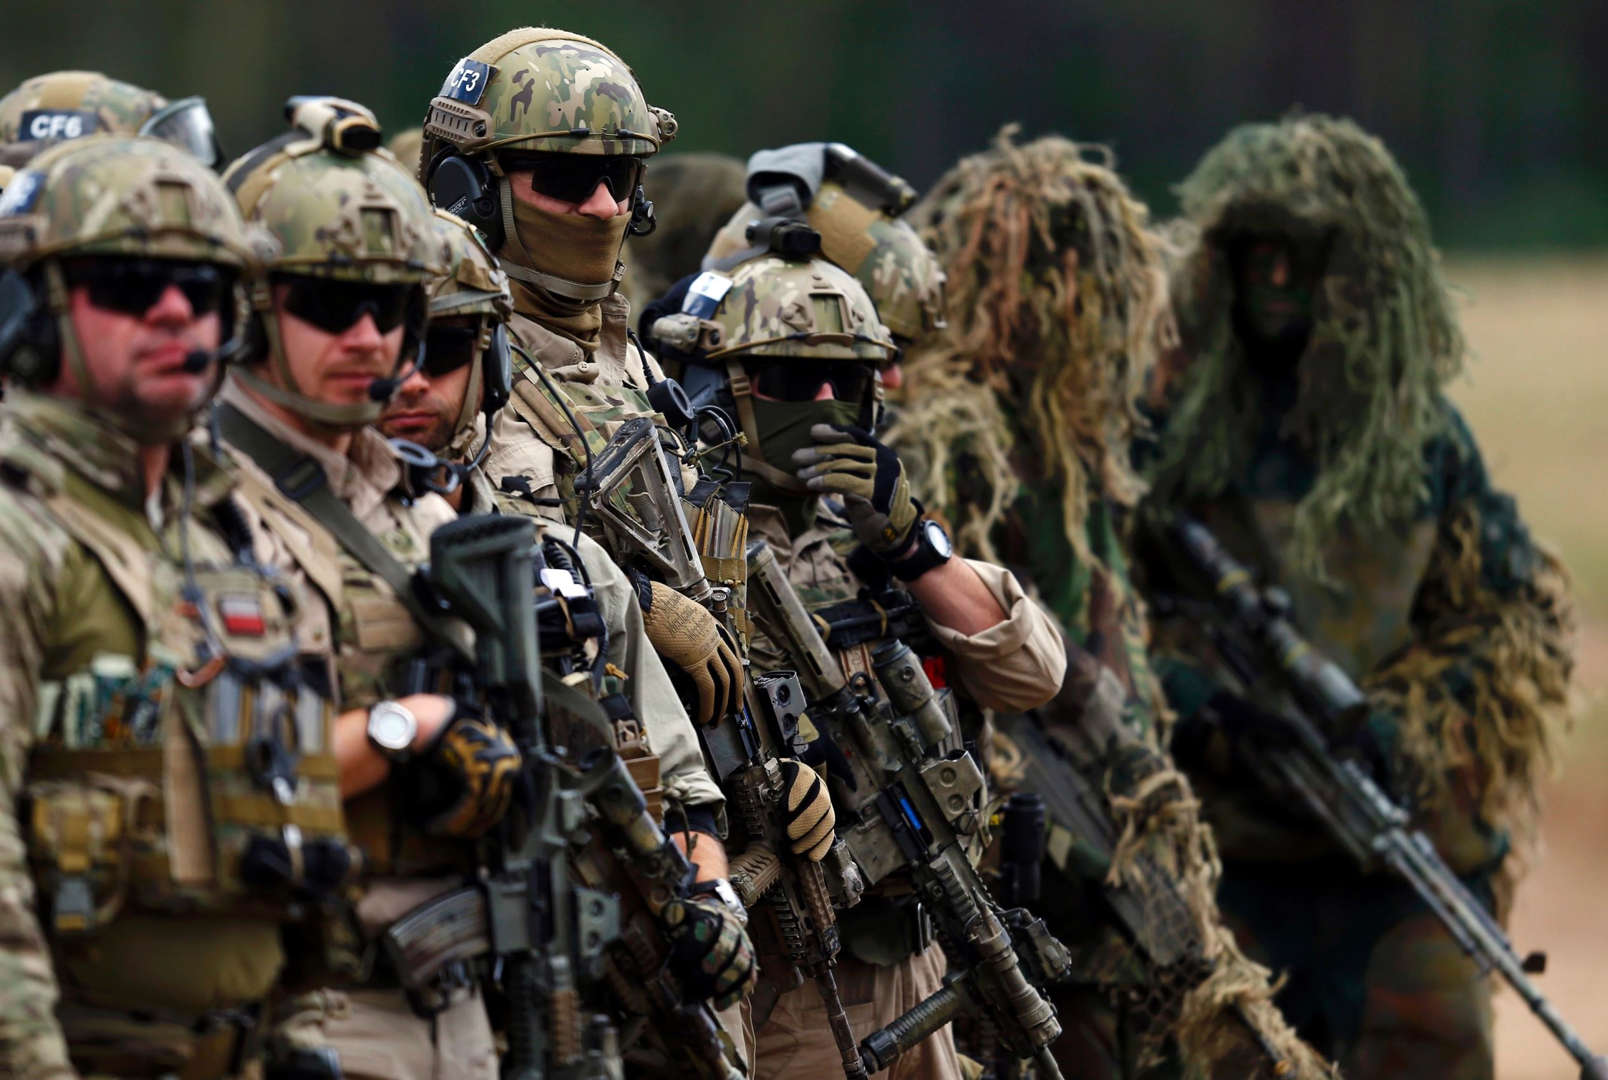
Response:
[413,714,523,838]
[661,891,758,1010]
[777,757,835,861]
[637,575,742,726]
[791,423,920,554]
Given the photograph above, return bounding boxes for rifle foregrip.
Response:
[859,979,966,1074]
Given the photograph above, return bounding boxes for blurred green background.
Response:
[4,0,1606,248]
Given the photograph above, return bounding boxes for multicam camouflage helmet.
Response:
[420,27,674,165]
[0,70,222,170]
[708,182,945,344]
[429,207,511,320]
[223,96,447,427]
[0,135,252,426]
[702,254,896,365]
[428,208,512,450]
[673,254,894,490]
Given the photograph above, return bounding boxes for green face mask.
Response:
[748,398,863,511]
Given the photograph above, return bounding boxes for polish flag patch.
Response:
[217,594,267,637]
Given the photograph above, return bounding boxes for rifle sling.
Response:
[216,402,473,663]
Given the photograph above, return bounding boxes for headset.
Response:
[0,269,57,384]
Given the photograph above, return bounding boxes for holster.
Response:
[838,892,933,968]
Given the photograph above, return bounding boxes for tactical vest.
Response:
[8,447,349,1019]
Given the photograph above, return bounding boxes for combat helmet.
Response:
[418,27,676,302]
[705,143,945,344]
[0,134,252,435]
[0,70,222,170]
[223,96,446,428]
[426,208,513,457]
[651,250,895,490]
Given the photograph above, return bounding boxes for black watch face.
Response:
[926,520,953,559]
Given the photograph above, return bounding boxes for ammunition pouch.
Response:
[26,745,351,934]
[59,999,263,1080]
[838,893,933,968]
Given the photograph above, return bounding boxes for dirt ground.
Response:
[1442,256,1608,1079]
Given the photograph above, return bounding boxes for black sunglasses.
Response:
[422,321,481,377]
[507,152,645,205]
[62,257,233,318]
[279,277,414,335]
[747,359,876,404]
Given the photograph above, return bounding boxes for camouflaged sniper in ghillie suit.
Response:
[1141,113,1575,1078]
[891,127,1333,1080]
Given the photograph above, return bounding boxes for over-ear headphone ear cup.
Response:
[482,322,511,414]
[427,152,504,251]
[0,271,60,387]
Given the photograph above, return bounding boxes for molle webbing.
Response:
[215,403,472,662]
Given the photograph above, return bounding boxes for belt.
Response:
[63,1001,261,1080]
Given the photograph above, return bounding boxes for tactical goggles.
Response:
[421,319,482,376]
[62,256,234,318]
[138,96,223,170]
[745,359,876,404]
[505,151,645,205]
[278,278,414,335]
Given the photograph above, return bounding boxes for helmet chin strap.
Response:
[494,175,624,304]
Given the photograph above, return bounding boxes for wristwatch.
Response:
[887,518,953,582]
[690,877,749,927]
[367,700,420,762]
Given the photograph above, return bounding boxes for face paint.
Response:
[1232,234,1323,353]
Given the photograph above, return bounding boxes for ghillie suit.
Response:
[890,127,1332,1080]
[1141,113,1576,1079]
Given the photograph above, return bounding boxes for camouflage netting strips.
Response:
[892,125,1173,568]
[899,126,1333,1079]
[1366,503,1577,886]
[1101,745,1337,1079]
[1149,112,1466,581]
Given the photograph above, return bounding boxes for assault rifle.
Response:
[1147,511,1608,1080]
[577,418,870,1079]
[747,541,1072,1079]
[417,513,740,1080]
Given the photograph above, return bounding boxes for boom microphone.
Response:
[367,375,402,402]
[181,349,212,374]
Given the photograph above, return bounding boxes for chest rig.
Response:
[22,462,350,939]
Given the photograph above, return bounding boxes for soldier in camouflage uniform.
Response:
[886,127,1329,1080]
[214,99,523,1080]
[0,70,222,170]
[1140,114,1576,1080]
[415,34,760,1038]
[647,249,1067,1079]
[376,210,750,886]
[0,136,354,1078]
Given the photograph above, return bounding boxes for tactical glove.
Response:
[638,575,742,727]
[661,892,758,1010]
[410,712,523,838]
[792,423,920,555]
[777,757,835,861]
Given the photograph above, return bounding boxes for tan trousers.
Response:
[756,942,963,1080]
[274,986,497,1080]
